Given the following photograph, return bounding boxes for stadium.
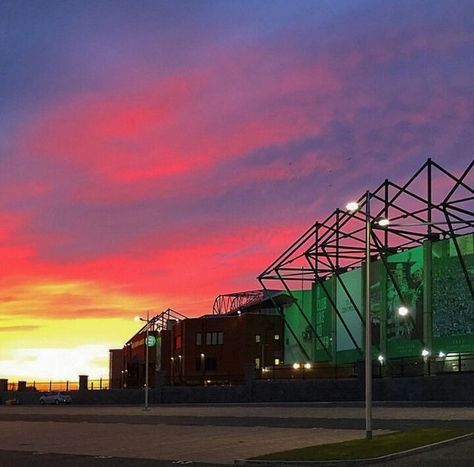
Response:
[259,158,474,378]
[107,158,474,397]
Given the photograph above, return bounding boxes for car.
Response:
[39,392,72,405]
[4,398,20,405]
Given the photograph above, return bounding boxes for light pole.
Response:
[135,311,150,411]
[346,192,372,440]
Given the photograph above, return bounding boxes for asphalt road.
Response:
[1,404,474,465]
[1,410,474,430]
[2,437,474,467]
[0,450,221,467]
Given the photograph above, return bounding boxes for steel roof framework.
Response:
[126,308,187,345]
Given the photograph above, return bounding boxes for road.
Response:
[0,403,473,466]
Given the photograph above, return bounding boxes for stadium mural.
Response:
[385,247,424,358]
[283,233,474,365]
[432,234,474,353]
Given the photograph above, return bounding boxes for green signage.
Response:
[146,335,156,347]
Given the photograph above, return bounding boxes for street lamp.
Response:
[346,191,372,440]
[135,311,151,411]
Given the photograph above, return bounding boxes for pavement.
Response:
[0,403,474,465]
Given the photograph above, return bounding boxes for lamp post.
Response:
[135,311,150,411]
[364,191,372,440]
[346,192,372,440]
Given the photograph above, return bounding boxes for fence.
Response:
[6,379,109,392]
[382,353,474,378]
[258,364,358,380]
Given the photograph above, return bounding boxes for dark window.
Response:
[205,357,217,371]
[206,332,211,345]
[196,333,202,345]
[218,332,224,345]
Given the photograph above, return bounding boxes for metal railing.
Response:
[6,379,109,392]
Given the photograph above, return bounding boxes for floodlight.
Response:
[398,306,409,317]
[346,201,360,212]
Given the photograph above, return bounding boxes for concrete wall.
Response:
[2,372,474,404]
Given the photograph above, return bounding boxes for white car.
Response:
[39,392,72,405]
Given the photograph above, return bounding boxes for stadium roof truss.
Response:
[258,158,474,362]
[126,308,187,344]
[213,290,266,314]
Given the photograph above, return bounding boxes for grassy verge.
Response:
[253,428,473,461]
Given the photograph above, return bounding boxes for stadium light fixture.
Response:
[421,348,430,358]
[346,201,360,212]
[377,355,384,363]
[397,306,409,317]
[377,218,390,227]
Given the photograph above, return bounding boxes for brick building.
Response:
[109,291,290,388]
[165,312,283,385]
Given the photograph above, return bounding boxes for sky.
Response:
[1,0,473,381]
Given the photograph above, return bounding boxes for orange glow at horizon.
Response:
[0,279,164,381]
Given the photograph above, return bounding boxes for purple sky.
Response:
[0,0,473,378]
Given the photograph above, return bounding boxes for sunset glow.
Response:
[1,1,474,381]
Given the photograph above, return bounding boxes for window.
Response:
[175,335,182,349]
[255,357,261,369]
[206,332,223,345]
[274,334,280,341]
[255,335,261,343]
[196,333,202,345]
[205,357,217,371]
[274,358,280,365]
